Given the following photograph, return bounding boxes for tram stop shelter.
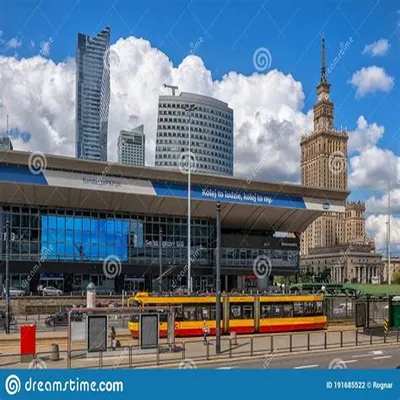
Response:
[290,283,400,331]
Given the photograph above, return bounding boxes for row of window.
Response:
[135,302,324,323]
[158,103,232,120]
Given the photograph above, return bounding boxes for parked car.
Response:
[2,287,25,297]
[333,303,353,317]
[45,310,82,327]
[42,286,63,296]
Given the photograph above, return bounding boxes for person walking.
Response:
[202,320,210,345]
[110,326,117,351]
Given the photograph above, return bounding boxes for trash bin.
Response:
[230,331,237,346]
[50,344,59,361]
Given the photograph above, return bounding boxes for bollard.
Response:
[370,330,372,345]
[324,331,327,349]
[356,330,358,346]
[289,334,292,352]
[182,342,186,360]
[397,329,399,343]
[271,335,274,354]
[307,332,310,351]
[229,339,232,358]
[340,331,343,348]
[384,331,387,344]
[99,351,103,368]
[67,350,71,369]
[250,337,253,356]
[129,346,132,368]
[206,342,210,360]
[50,344,59,361]
[156,345,160,365]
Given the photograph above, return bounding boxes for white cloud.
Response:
[29,40,35,49]
[349,66,394,98]
[0,36,312,183]
[349,146,399,190]
[348,115,384,153]
[6,37,22,49]
[362,38,390,57]
[366,214,400,254]
[39,38,53,57]
[367,189,400,215]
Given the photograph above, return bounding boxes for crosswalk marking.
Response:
[294,365,318,369]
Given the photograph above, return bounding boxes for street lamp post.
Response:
[159,227,162,291]
[185,104,196,294]
[216,202,221,353]
[5,218,10,334]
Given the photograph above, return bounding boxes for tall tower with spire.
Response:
[300,35,349,254]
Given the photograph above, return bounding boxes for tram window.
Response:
[184,305,196,320]
[283,303,293,317]
[230,305,242,319]
[196,306,210,320]
[243,305,254,319]
[304,302,314,316]
[261,304,272,318]
[175,306,184,321]
[159,314,168,323]
[293,302,303,317]
[315,301,323,316]
[211,306,223,320]
[130,315,139,322]
[272,304,283,318]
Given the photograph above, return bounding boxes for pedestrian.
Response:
[202,320,210,345]
[110,326,116,351]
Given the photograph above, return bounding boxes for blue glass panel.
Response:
[91,218,99,231]
[48,216,56,229]
[57,216,65,230]
[74,217,82,230]
[42,216,48,229]
[83,217,90,230]
[66,217,74,230]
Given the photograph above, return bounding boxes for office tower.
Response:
[0,136,13,151]
[155,91,234,176]
[75,26,110,161]
[117,125,145,166]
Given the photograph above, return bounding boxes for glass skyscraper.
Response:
[75,26,110,161]
[155,92,234,176]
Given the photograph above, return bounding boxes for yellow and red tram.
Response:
[127,292,327,338]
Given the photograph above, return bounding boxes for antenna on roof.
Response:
[6,114,9,136]
[163,84,178,96]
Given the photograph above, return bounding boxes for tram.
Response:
[127,292,327,338]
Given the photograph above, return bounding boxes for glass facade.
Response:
[1,206,214,265]
[76,26,110,161]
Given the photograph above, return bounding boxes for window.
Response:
[196,306,210,320]
[230,305,241,319]
[303,302,314,316]
[293,302,303,317]
[184,305,196,321]
[272,304,283,318]
[283,303,293,317]
[243,305,253,319]
[261,304,271,318]
[315,301,323,316]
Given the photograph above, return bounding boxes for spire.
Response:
[321,33,327,84]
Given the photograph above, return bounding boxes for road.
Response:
[200,346,400,369]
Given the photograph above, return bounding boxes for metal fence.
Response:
[0,328,398,370]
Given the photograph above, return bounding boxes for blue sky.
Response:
[0,0,400,251]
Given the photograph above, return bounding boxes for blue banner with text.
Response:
[0,370,398,400]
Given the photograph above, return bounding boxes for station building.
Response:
[0,150,347,293]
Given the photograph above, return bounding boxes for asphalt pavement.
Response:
[200,345,400,369]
